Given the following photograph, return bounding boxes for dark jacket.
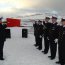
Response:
[0,24,7,42]
[33,23,38,36]
[37,24,44,37]
[49,23,59,40]
[43,22,51,37]
[58,26,65,63]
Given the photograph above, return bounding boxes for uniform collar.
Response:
[52,22,57,24]
[45,21,48,23]
[53,22,57,24]
[38,24,42,25]
[63,25,65,27]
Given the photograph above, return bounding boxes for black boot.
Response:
[61,63,64,65]
[55,61,60,64]
[37,47,42,50]
[34,44,38,47]
[48,56,51,58]
[0,58,4,60]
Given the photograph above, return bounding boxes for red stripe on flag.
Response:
[6,18,21,27]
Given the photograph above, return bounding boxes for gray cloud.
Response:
[34,0,65,15]
[1,0,65,18]
[15,0,65,16]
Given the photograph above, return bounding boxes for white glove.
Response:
[54,39,58,43]
[40,35,42,38]
[47,37,49,40]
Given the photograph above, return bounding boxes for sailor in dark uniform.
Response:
[36,20,43,50]
[2,23,7,42]
[42,17,50,54]
[56,18,65,65]
[48,16,58,60]
[0,22,6,60]
[33,21,39,47]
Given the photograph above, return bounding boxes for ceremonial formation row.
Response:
[33,16,65,65]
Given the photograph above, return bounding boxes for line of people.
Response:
[33,16,65,65]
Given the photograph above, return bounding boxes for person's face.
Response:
[34,21,37,24]
[52,18,57,23]
[36,21,38,24]
[38,22,42,24]
[45,19,50,22]
[62,21,65,25]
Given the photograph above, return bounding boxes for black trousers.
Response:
[58,42,62,62]
[58,40,65,64]
[0,41,4,58]
[44,35,49,53]
[38,37,42,49]
[35,36,39,46]
[50,40,57,58]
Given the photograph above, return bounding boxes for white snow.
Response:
[0,27,59,65]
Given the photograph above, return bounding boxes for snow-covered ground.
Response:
[0,27,59,65]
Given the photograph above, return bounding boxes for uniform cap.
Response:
[61,18,65,22]
[45,17,50,19]
[52,16,57,19]
[38,20,42,22]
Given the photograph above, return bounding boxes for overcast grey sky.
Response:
[0,0,65,18]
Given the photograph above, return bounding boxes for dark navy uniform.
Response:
[42,21,51,54]
[33,21,39,47]
[37,20,43,50]
[49,22,58,59]
[57,19,65,65]
[0,23,7,60]
[0,24,4,60]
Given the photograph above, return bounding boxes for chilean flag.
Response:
[6,18,21,27]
